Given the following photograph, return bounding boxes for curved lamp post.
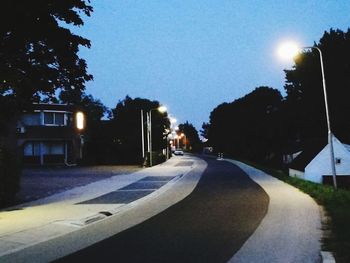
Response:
[278,42,337,189]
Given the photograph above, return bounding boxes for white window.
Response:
[44,112,66,126]
[42,142,65,155]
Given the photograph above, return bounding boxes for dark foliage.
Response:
[0,146,21,206]
[178,121,202,152]
[205,86,283,164]
[205,28,350,167]
[0,0,93,204]
[0,0,93,115]
[284,28,350,143]
[85,96,170,165]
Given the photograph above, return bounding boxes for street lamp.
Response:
[277,41,337,189]
[148,105,167,167]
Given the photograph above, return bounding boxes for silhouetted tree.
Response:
[102,96,170,164]
[284,28,350,143]
[0,1,92,203]
[178,121,202,152]
[0,0,93,121]
[206,87,283,163]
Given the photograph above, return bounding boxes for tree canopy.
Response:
[178,121,202,152]
[0,0,93,111]
[84,96,170,164]
[284,28,350,142]
[205,28,350,166]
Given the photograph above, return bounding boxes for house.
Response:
[17,103,84,165]
[289,136,350,186]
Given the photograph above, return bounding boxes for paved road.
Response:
[56,156,269,263]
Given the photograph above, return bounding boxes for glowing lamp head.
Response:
[158,105,167,113]
[76,111,85,130]
[277,41,300,60]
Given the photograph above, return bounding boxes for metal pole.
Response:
[141,110,145,160]
[308,46,337,189]
[146,112,150,164]
[149,110,153,167]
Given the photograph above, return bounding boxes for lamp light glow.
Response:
[76,112,84,130]
[277,41,300,60]
[158,105,167,113]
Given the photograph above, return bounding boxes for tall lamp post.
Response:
[278,42,337,189]
[148,105,167,167]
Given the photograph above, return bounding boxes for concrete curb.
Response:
[225,159,322,263]
[321,251,336,263]
[319,206,336,262]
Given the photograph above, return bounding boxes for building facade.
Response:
[17,103,84,165]
[289,136,350,186]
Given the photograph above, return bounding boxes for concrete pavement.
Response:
[226,159,322,263]
[0,155,207,262]
[0,156,323,263]
[55,155,269,263]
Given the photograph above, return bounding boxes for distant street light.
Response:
[277,41,337,189]
[170,117,177,125]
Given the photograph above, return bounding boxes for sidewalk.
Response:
[0,156,206,262]
[226,159,322,263]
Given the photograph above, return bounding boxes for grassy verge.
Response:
[236,159,350,263]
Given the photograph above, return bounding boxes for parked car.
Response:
[174,149,184,156]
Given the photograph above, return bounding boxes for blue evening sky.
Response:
[74,0,350,131]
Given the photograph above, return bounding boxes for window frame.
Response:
[41,110,70,126]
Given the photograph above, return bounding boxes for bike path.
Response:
[56,156,269,263]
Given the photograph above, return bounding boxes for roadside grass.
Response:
[236,159,350,263]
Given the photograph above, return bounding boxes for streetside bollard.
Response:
[217,152,224,160]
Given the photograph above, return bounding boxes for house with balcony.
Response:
[17,103,84,165]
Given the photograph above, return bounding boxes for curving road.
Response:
[56,156,269,263]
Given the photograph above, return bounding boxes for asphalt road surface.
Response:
[55,157,269,263]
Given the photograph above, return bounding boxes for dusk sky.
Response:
[74,0,350,131]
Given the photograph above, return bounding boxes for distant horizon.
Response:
[72,0,350,131]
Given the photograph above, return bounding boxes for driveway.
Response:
[16,166,141,204]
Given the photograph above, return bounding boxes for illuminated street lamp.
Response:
[277,41,337,189]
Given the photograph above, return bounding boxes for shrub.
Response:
[0,146,21,206]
